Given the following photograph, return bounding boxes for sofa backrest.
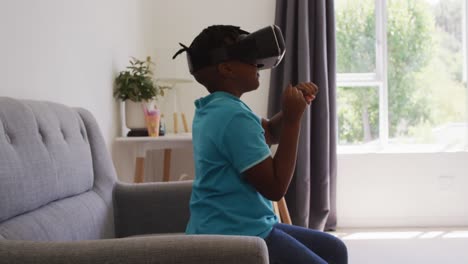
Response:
[0,97,116,241]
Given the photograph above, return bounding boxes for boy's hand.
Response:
[295,82,318,104]
[282,84,307,124]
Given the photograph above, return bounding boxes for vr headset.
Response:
[173,25,286,74]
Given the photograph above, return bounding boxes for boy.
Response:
[173,25,347,264]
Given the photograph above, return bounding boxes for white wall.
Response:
[0,0,149,147]
[337,152,468,227]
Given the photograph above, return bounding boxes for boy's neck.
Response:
[213,86,242,98]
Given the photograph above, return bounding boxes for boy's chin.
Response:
[252,80,260,90]
[248,84,260,92]
[241,80,260,93]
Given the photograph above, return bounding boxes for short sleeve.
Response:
[221,112,271,174]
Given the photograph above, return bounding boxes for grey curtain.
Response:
[268,0,337,231]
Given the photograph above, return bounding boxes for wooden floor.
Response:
[330,227,468,264]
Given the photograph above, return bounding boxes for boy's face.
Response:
[227,60,260,93]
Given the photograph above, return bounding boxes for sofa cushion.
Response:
[0,190,113,241]
[0,98,94,223]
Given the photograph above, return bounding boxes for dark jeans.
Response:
[264,223,348,264]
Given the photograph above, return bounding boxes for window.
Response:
[336,0,468,153]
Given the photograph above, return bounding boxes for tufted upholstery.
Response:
[0,97,116,240]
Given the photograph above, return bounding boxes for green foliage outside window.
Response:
[336,0,466,145]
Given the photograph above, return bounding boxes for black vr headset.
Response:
[173,25,286,74]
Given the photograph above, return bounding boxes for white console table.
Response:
[115,133,192,182]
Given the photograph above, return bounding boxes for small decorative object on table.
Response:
[142,102,160,137]
[159,114,166,136]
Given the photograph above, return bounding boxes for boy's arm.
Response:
[261,112,283,146]
[244,83,315,201]
[261,82,317,146]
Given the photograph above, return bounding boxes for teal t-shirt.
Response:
[186,91,279,238]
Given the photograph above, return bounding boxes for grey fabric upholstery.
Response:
[0,190,112,241]
[0,235,269,264]
[114,181,192,237]
[0,99,95,224]
[0,97,269,263]
[0,98,114,240]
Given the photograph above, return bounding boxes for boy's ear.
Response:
[217,62,234,78]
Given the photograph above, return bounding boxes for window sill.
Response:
[338,144,468,155]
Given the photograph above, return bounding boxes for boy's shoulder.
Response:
[207,96,257,121]
[196,95,260,131]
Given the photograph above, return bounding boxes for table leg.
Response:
[278,197,292,224]
[173,113,179,134]
[273,201,281,223]
[133,157,145,183]
[181,113,189,132]
[163,149,172,182]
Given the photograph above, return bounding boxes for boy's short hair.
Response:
[173,25,249,72]
[173,25,249,92]
[189,25,248,59]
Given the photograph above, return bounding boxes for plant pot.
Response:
[125,100,146,130]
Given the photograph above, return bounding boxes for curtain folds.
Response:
[268,0,337,231]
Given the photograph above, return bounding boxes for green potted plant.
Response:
[114,56,170,131]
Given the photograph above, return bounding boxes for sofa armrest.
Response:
[0,235,269,264]
[113,180,192,237]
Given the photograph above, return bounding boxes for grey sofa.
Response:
[0,97,268,264]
